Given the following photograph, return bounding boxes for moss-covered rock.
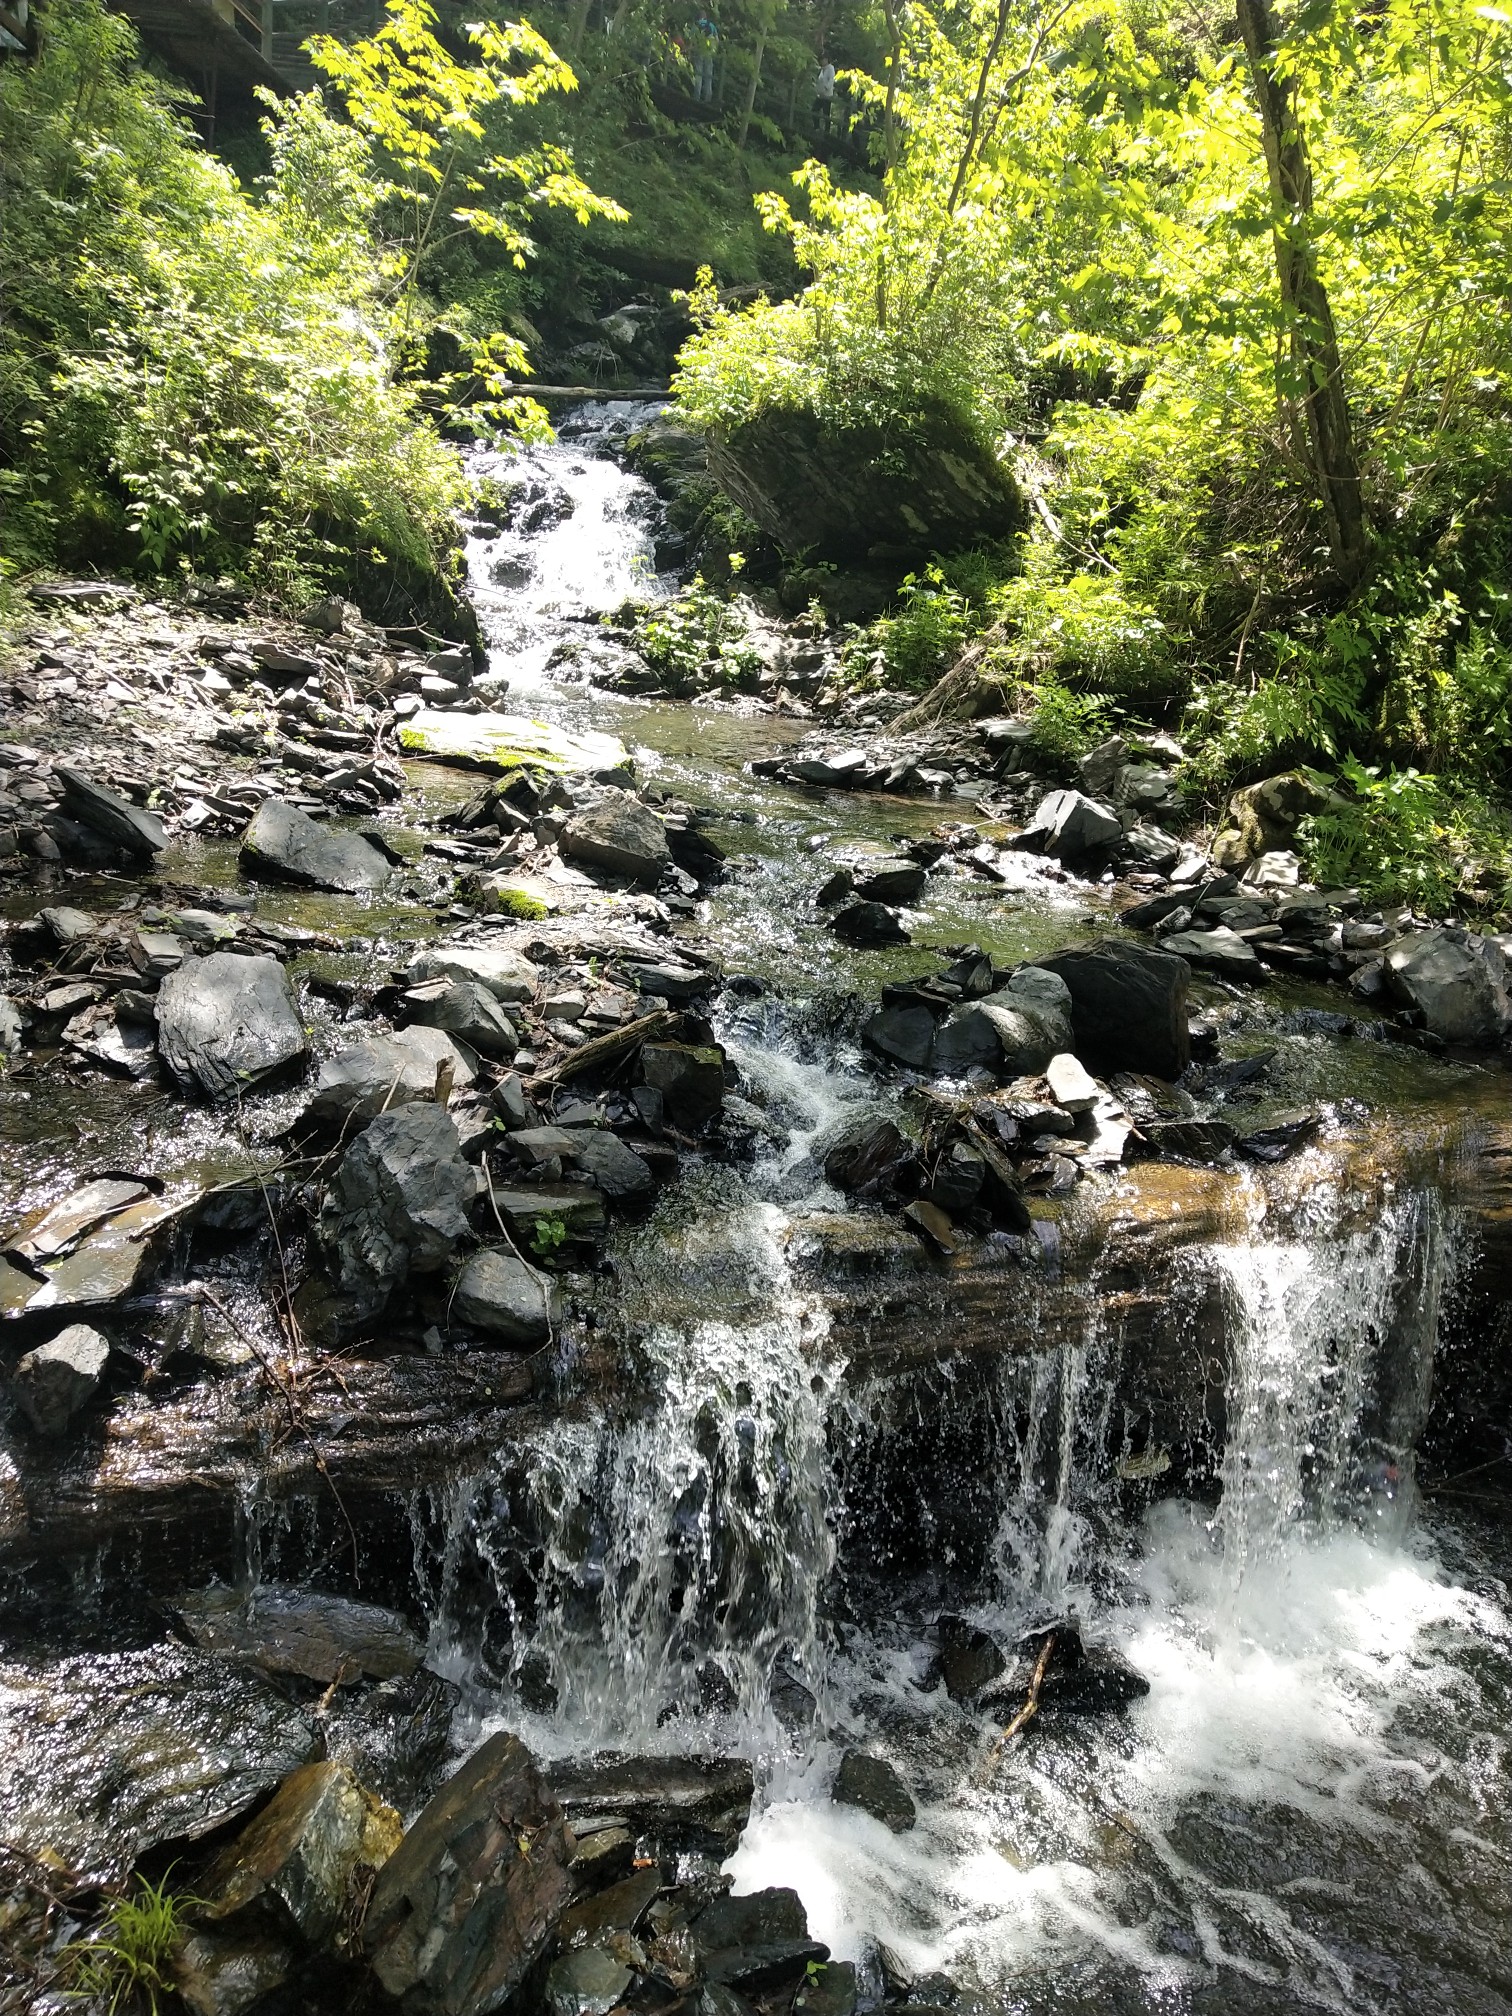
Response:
[396,710,631,780]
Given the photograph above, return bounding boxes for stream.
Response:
[5,404,1512,2015]
[426,409,1512,2013]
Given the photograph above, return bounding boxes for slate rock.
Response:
[1038,942,1191,1080]
[829,900,910,948]
[561,790,670,884]
[485,1182,607,1251]
[853,858,927,903]
[406,941,539,1002]
[924,1142,985,1213]
[832,1749,916,1832]
[566,1127,655,1199]
[691,1887,828,1994]
[544,1947,634,2016]
[404,978,518,1060]
[1045,1052,1098,1113]
[935,965,1073,1078]
[200,1761,401,1948]
[639,1040,725,1129]
[795,1960,859,2016]
[547,1753,754,1858]
[0,1645,314,1887]
[861,1002,937,1070]
[1159,925,1266,981]
[171,1584,424,1685]
[320,1103,476,1321]
[1142,1118,1236,1162]
[12,1322,110,1435]
[240,799,392,894]
[1019,788,1122,865]
[451,1246,556,1347]
[812,1111,906,1192]
[934,1615,1005,1703]
[157,951,309,1100]
[302,1026,475,1127]
[1384,927,1512,1045]
[366,1733,572,2016]
[55,766,167,856]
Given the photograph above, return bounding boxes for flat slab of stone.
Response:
[240,800,392,894]
[547,1752,755,1858]
[0,1645,314,1886]
[397,710,629,779]
[561,790,670,885]
[407,941,539,1002]
[172,1584,425,1685]
[55,766,167,856]
[303,1026,476,1127]
[157,951,310,1099]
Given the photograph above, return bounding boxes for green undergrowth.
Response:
[65,1872,194,2016]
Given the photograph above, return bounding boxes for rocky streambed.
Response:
[5,409,1512,2016]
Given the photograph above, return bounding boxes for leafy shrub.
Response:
[1001,572,1178,701]
[1025,678,1115,766]
[634,578,761,687]
[1297,758,1512,913]
[844,566,979,691]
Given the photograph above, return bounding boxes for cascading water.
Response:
[427,409,1512,2011]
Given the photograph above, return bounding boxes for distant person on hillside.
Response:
[693,16,719,102]
[814,57,837,133]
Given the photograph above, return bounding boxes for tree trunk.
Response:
[737,20,769,147]
[1235,0,1366,586]
[567,0,593,56]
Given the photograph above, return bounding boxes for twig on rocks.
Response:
[976,1630,1056,1784]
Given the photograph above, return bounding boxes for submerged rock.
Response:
[365,1732,572,2016]
[12,1323,110,1435]
[561,789,670,884]
[832,1749,916,1832]
[320,1103,476,1322]
[240,799,392,894]
[171,1584,425,1685]
[157,951,309,1099]
[0,1645,313,1886]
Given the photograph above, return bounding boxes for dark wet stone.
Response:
[366,1731,572,2016]
[813,1111,906,1193]
[451,1246,556,1346]
[561,790,670,884]
[1143,1119,1237,1162]
[832,1750,916,1832]
[829,900,909,948]
[1038,941,1191,1081]
[1237,1111,1320,1162]
[691,1886,828,1993]
[156,950,309,1099]
[544,1945,635,2016]
[854,858,927,903]
[639,1040,725,1129]
[548,1753,755,1859]
[175,1924,296,2016]
[982,1630,1150,1719]
[795,1960,858,2016]
[170,1583,425,1684]
[404,978,518,1060]
[323,1670,460,1814]
[862,1003,937,1070]
[485,1181,607,1252]
[55,765,167,856]
[200,1760,401,1947]
[320,1103,476,1322]
[566,1128,655,1200]
[0,1645,314,1886]
[557,1868,663,1948]
[933,1615,1006,1703]
[12,1322,110,1435]
[240,798,392,894]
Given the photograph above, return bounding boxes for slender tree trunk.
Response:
[737,17,769,146]
[567,0,593,57]
[1236,0,1366,586]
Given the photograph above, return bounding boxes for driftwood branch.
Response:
[975,1630,1056,1783]
[525,1009,681,1092]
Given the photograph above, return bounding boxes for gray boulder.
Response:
[832,1749,916,1833]
[829,901,909,948]
[639,1041,725,1129]
[934,965,1073,1077]
[544,1947,634,2016]
[861,1002,936,1070]
[1160,926,1266,982]
[853,858,927,903]
[56,766,167,857]
[13,1323,110,1435]
[1385,928,1512,1045]
[365,1733,572,2016]
[406,942,538,1003]
[561,790,670,884]
[320,1104,476,1321]
[403,979,517,1061]
[157,952,309,1099]
[451,1247,556,1347]
[1038,942,1191,1080]
[241,800,392,894]
[565,1128,654,1200]
[1020,789,1122,865]
[302,1026,475,1127]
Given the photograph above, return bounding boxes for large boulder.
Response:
[365,1733,572,2016]
[1037,942,1190,1080]
[12,1323,110,1436]
[1385,928,1512,1045]
[302,1026,476,1128]
[639,1040,725,1129]
[319,1103,476,1322]
[861,1002,936,1070]
[560,790,670,885]
[1212,769,1332,869]
[157,951,309,1099]
[933,965,1073,1078]
[705,405,1023,563]
[812,1111,907,1192]
[689,1886,828,1995]
[1018,789,1123,866]
[240,800,392,894]
[832,1749,916,1833]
